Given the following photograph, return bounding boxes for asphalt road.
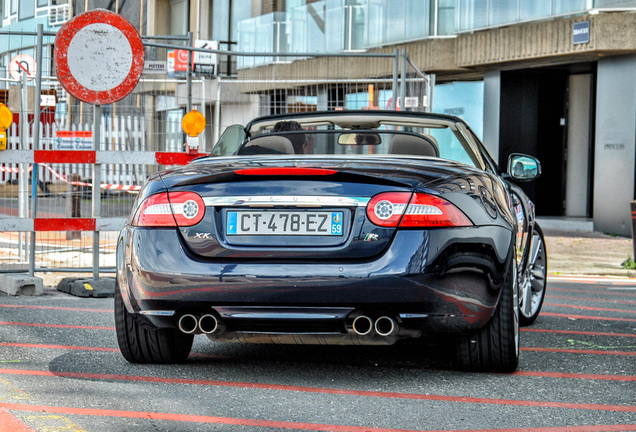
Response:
[0,277,634,432]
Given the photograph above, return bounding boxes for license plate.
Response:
[227,211,343,236]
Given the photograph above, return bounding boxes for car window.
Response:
[238,126,481,168]
[211,124,246,156]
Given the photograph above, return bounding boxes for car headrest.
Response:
[238,135,295,155]
[388,134,439,157]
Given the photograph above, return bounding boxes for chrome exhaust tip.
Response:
[352,315,373,336]
[199,314,222,334]
[178,314,199,334]
[375,316,397,337]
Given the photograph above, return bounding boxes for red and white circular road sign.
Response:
[54,9,145,105]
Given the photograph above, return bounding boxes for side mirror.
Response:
[507,153,541,181]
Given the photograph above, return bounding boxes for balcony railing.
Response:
[49,3,71,27]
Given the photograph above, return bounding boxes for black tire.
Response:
[114,283,193,364]
[456,257,520,372]
[519,223,547,326]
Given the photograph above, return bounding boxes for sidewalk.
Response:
[544,229,635,278]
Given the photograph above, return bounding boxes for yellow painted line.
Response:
[0,377,86,431]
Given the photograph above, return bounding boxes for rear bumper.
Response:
[119,225,513,337]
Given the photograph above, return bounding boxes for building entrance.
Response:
[498,66,594,218]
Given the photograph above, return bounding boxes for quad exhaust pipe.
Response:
[178,313,225,335]
[179,312,399,339]
[351,314,398,337]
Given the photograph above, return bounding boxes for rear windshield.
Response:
[237,125,482,168]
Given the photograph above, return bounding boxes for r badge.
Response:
[364,233,379,241]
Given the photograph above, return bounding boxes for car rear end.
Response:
[117,155,515,346]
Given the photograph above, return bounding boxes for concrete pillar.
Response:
[594,55,636,236]
[483,70,501,164]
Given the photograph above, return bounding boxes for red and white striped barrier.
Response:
[0,149,207,232]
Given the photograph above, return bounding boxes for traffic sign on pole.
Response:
[54,9,145,105]
[9,54,37,81]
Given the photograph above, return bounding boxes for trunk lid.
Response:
[159,156,475,260]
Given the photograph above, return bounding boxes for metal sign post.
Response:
[18,73,28,261]
[92,104,101,280]
[29,24,44,277]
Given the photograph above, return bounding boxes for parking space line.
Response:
[522,347,635,356]
[544,303,636,314]
[513,371,636,381]
[0,402,635,432]
[548,276,636,286]
[540,312,636,322]
[0,322,115,331]
[0,407,35,432]
[0,304,111,313]
[3,366,635,386]
[522,328,636,338]
[547,295,636,305]
[549,287,636,296]
[0,343,118,352]
[0,369,634,412]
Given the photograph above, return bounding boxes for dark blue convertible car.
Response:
[115,110,547,372]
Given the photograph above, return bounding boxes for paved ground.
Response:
[544,228,635,278]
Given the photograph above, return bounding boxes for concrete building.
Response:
[2,0,635,235]
[176,0,635,236]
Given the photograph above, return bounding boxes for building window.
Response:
[212,0,252,50]
[552,0,587,15]
[19,0,35,20]
[436,0,455,35]
[169,0,187,35]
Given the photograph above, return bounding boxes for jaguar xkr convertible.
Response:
[115,110,547,372]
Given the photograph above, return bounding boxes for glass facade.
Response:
[232,0,636,63]
[367,0,431,47]
[237,0,456,59]
[290,0,326,53]
[456,0,636,32]
[212,0,253,49]
[237,12,288,67]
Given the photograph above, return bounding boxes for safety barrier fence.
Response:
[0,149,201,278]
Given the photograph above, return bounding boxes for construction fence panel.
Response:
[0,30,198,275]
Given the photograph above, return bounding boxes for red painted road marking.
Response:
[0,407,35,432]
[0,403,635,432]
[522,328,636,338]
[3,340,635,358]
[547,294,636,305]
[540,312,636,322]
[549,276,636,286]
[550,287,636,297]
[513,371,636,381]
[544,303,636,314]
[0,342,118,352]
[0,322,114,331]
[522,347,636,356]
[0,304,111,313]
[1,369,634,409]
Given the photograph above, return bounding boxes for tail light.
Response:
[367,192,472,228]
[234,167,337,176]
[132,191,205,227]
